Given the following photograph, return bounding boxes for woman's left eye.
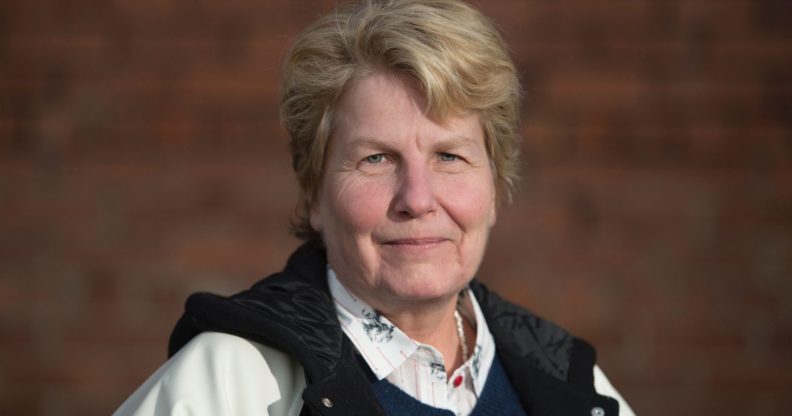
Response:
[438,152,459,162]
[365,154,385,163]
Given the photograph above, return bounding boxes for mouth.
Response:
[381,237,448,246]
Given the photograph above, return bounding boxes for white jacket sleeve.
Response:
[593,365,636,416]
[114,332,306,416]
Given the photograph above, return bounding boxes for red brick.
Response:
[2,0,791,415]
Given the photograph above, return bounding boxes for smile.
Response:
[381,237,448,246]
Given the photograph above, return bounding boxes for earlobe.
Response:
[309,205,323,232]
[488,196,497,227]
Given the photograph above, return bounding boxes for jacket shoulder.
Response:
[470,281,629,415]
[167,243,344,382]
[115,332,305,416]
[470,280,576,381]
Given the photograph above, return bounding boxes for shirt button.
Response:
[321,397,334,408]
[591,406,605,416]
[453,375,464,387]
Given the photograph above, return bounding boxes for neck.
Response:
[380,295,473,376]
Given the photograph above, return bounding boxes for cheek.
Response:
[325,177,389,236]
[443,175,497,228]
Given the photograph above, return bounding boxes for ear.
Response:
[309,201,323,232]
[487,191,497,227]
[488,202,497,227]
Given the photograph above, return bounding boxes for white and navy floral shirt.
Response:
[328,268,496,416]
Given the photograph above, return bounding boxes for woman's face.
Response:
[311,72,497,312]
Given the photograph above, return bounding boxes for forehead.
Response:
[331,72,483,146]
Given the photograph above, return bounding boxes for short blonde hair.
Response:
[281,0,521,242]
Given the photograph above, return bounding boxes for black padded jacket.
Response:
[168,243,620,416]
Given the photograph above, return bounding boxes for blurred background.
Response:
[1,0,790,414]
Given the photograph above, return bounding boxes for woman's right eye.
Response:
[365,154,385,163]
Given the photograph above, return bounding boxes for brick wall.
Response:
[1,0,790,414]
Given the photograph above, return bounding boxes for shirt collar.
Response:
[328,268,418,379]
[328,267,496,397]
[461,285,495,396]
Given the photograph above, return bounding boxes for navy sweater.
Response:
[372,355,527,416]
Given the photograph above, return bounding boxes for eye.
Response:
[438,152,459,162]
[365,154,385,164]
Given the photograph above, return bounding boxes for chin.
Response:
[382,266,469,304]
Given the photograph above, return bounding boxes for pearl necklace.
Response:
[454,310,468,362]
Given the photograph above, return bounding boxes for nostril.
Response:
[395,187,435,217]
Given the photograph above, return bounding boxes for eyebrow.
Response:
[342,137,389,149]
[434,135,483,149]
[343,135,483,150]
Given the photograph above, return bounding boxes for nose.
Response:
[392,161,437,219]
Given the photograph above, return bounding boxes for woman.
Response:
[116,1,635,415]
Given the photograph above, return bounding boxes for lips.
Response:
[380,237,448,246]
